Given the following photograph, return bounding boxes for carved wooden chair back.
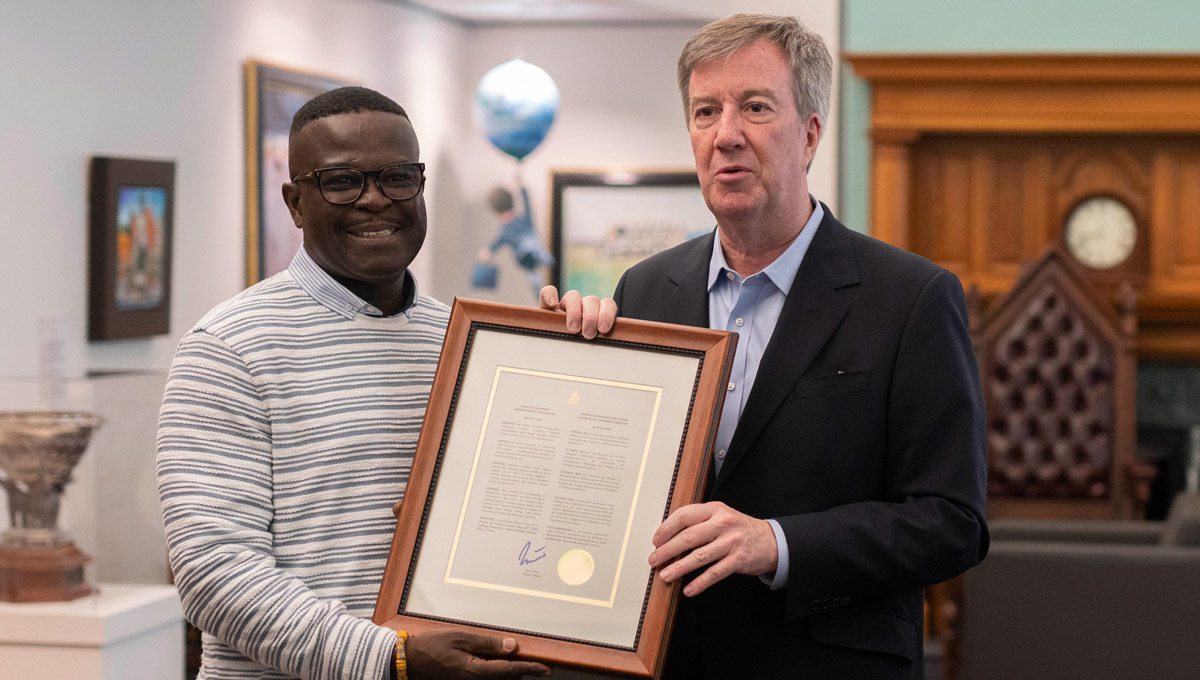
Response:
[969,245,1151,520]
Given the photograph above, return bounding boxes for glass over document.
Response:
[374,300,736,678]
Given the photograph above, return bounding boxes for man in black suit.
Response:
[545,13,987,679]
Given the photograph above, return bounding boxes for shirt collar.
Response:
[288,246,418,320]
[707,197,824,295]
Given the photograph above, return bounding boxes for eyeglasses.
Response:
[292,162,426,204]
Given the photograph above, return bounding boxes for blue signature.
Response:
[518,541,547,566]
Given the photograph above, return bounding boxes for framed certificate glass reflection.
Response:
[373,299,736,678]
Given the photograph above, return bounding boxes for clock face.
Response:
[1063,196,1138,270]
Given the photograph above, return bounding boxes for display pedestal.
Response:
[0,583,183,680]
[0,544,91,602]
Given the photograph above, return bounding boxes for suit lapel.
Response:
[711,209,860,495]
[661,231,713,328]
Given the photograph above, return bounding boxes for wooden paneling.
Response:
[847,54,1200,360]
[908,137,1158,291]
[1174,156,1200,274]
[870,130,919,250]
[987,154,1026,267]
[912,148,971,270]
[852,55,1200,134]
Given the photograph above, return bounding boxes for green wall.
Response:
[838,0,1200,233]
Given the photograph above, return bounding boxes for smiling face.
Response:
[283,110,426,311]
[688,40,820,235]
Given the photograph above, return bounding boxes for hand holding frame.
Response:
[648,501,778,597]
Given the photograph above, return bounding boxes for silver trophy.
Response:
[0,410,102,601]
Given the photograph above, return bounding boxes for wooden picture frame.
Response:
[244,60,351,284]
[374,299,736,678]
[87,157,175,340]
[550,170,712,298]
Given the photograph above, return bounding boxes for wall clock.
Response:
[1063,195,1138,270]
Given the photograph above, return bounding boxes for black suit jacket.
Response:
[613,207,988,679]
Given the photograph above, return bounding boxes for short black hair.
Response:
[289,86,409,138]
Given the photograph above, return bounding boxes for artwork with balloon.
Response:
[473,59,559,297]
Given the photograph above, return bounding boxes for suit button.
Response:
[822,598,831,609]
[685,610,697,627]
[843,596,852,606]
[811,600,821,611]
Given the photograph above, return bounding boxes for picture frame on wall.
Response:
[550,170,713,298]
[244,60,351,284]
[87,157,175,340]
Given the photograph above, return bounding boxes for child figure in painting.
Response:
[477,183,555,297]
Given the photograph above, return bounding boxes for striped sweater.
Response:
[157,251,449,679]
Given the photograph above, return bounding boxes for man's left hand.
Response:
[648,501,778,597]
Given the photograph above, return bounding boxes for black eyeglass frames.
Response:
[292,162,426,204]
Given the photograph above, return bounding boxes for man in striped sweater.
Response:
[157,86,553,680]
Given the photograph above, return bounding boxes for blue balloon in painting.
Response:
[475,59,559,161]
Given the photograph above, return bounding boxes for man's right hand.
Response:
[407,629,551,678]
[538,285,617,339]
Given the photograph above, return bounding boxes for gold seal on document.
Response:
[557,549,595,586]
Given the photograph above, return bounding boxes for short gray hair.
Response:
[677,14,832,135]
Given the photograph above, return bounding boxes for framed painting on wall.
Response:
[550,170,712,298]
[244,60,351,284]
[88,157,175,340]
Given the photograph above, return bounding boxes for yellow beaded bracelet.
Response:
[394,630,409,680]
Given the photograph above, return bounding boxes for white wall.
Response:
[434,23,705,303]
[0,0,467,381]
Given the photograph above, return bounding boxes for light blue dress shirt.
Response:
[706,199,823,590]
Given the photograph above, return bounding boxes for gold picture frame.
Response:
[244,60,351,285]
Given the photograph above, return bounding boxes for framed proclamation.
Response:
[374,299,736,678]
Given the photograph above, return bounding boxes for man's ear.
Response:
[282,182,303,230]
[802,113,823,172]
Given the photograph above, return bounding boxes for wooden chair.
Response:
[969,245,1153,520]
[934,245,1154,679]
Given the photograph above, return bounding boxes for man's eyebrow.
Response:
[738,88,781,102]
[689,88,782,109]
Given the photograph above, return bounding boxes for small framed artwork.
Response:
[244,60,351,284]
[550,170,713,298]
[88,157,175,340]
